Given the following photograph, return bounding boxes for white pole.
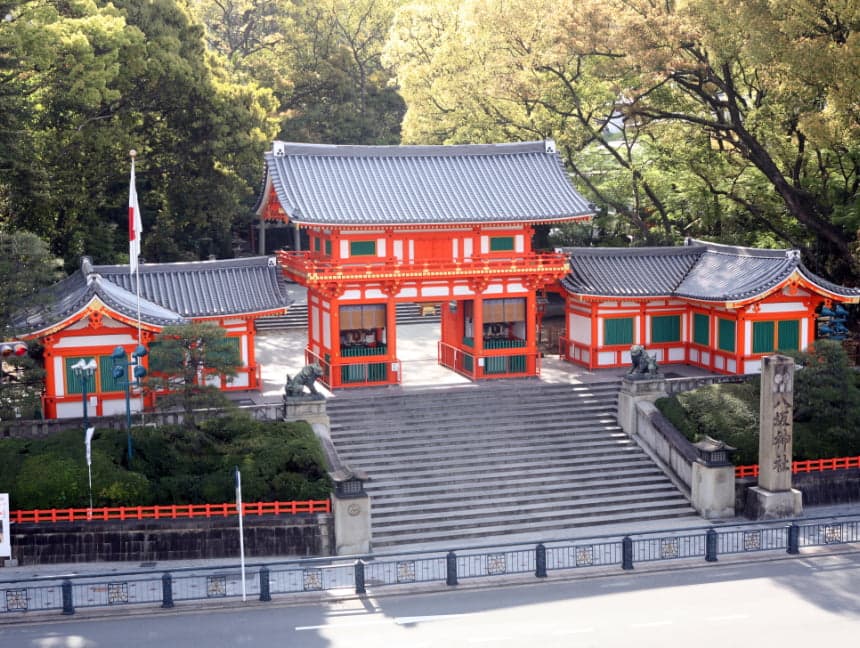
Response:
[235,466,246,601]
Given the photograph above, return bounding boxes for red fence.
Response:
[11,499,331,524]
[735,456,860,479]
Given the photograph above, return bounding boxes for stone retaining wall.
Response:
[8,514,332,565]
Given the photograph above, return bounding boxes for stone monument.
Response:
[746,355,803,519]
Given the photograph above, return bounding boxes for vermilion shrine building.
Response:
[255,140,594,388]
[14,257,289,419]
[559,241,860,374]
[14,139,859,418]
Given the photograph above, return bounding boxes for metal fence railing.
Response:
[3,514,858,616]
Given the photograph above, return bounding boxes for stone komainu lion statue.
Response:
[628,344,659,377]
[285,363,325,399]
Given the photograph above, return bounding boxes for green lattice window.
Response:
[693,313,710,346]
[489,236,515,252]
[99,354,126,392]
[752,321,775,354]
[718,318,735,352]
[778,320,799,351]
[651,315,681,343]
[64,357,97,395]
[604,317,634,346]
[349,240,376,256]
[325,240,331,256]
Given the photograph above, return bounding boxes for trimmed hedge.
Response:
[656,341,860,465]
[0,414,331,509]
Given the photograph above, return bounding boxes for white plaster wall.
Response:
[757,302,805,313]
[420,286,451,298]
[668,347,686,362]
[377,238,386,257]
[393,240,403,260]
[569,313,591,344]
[340,240,349,258]
[322,310,331,348]
[53,357,64,396]
[598,351,615,365]
[515,235,524,252]
[463,239,473,259]
[55,334,137,348]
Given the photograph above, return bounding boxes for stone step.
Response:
[256,302,441,330]
[370,501,696,547]
[331,424,625,448]
[355,455,659,485]
[371,484,682,515]
[326,380,694,548]
[371,486,687,520]
[367,468,671,500]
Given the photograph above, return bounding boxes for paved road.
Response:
[3,552,858,647]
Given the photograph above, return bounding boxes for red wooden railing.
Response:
[735,456,860,478]
[11,499,331,524]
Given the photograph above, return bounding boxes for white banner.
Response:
[0,493,10,558]
[85,426,95,466]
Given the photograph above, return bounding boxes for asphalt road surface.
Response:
[2,552,858,647]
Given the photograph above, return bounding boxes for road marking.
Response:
[296,613,466,631]
[296,618,388,631]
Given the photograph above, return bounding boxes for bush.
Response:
[655,341,860,464]
[0,414,332,509]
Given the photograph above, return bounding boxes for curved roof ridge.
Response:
[271,140,551,158]
[686,237,796,259]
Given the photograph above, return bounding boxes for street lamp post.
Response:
[70,358,97,510]
[111,344,148,465]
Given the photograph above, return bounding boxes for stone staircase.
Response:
[326,380,697,549]
[256,302,440,331]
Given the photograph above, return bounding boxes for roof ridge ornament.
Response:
[544,139,556,154]
[81,256,94,277]
[787,249,801,261]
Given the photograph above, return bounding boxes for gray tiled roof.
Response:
[260,140,594,225]
[99,256,290,318]
[561,239,860,303]
[13,256,290,335]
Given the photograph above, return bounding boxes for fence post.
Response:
[161,572,174,609]
[705,529,718,562]
[259,566,271,602]
[621,536,634,570]
[354,560,366,595]
[61,579,74,615]
[787,523,800,555]
[535,543,547,578]
[446,551,458,586]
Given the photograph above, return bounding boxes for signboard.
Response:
[0,493,10,558]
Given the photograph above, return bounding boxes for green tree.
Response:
[192,0,406,144]
[0,0,277,267]
[384,0,860,277]
[146,322,241,427]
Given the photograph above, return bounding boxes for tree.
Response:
[384,0,860,278]
[146,322,241,428]
[0,230,62,337]
[191,0,406,144]
[0,0,277,267]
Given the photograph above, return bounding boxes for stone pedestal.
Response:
[691,463,736,519]
[618,376,668,435]
[284,399,329,425]
[746,486,803,520]
[332,494,371,555]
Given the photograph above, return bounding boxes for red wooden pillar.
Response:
[385,297,398,382]
[473,296,484,378]
[526,291,538,374]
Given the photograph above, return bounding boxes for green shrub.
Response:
[0,414,332,508]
